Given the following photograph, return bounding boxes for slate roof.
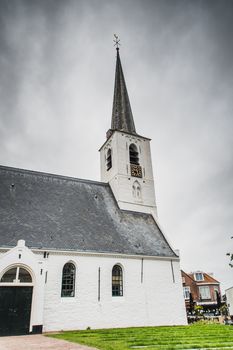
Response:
[0,165,176,257]
[111,48,137,135]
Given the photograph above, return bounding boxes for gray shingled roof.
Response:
[0,165,176,257]
[111,49,136,134]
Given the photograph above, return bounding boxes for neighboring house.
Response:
[226,287,233,318]
[0,47,187,336]
[182,270,221,315]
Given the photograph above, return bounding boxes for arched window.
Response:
[0,266,32,283]
[112,265,123,297]
[106,148,112,171]
[132,180,141,199]
[129,144,139,165]
[61,263,76,297]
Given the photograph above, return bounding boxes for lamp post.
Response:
[226,236,233,268]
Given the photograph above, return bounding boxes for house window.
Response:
[199,286,210,300]
[112,265,123,297]
[194,272,204,281]
[61,263,76,297]
[106,148,112,171]
[183,286,190,300]
[129,144,139,165]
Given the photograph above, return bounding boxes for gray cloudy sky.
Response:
[0,0,232,291]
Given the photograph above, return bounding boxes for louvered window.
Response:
[106,148,112,171]
[129,144,139,165]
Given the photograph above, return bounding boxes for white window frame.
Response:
[0,265,33,286]
[199,286,211,299]
[183,286,190,300]
[194,272,204,281]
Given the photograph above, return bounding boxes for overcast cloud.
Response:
[0,0,232,291]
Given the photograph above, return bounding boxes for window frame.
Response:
[112,264,123,297]
[106,148,112,171]
[61,262,76,298]
[132,180,141,199]
[199,286,211,300]
[194,272,204,281]
[0,265,33,285]
[129,144,139,165]
[183,286,191,300]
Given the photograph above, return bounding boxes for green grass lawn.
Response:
[48,323,233,350]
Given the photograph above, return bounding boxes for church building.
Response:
[0,46,187,336]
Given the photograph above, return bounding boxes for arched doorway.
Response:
[0,265,33,336]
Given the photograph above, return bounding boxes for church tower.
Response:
[99,46,157,216]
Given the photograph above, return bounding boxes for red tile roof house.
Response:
[181,270,221,320]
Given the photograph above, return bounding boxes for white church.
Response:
[0,46,187,336]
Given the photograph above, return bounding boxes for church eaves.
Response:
[111,48,136,135]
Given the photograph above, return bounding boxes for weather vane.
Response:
[113,34,121,49]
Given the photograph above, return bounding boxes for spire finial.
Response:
[113,34,121,50]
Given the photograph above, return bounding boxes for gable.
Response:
[0,165,176,258]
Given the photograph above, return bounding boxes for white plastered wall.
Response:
[0,243,187,331]
[99,131,157,216]
[42,252,187,331]
[0,240,46,331]
[226,287,233,317]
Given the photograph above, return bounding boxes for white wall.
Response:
[226,287,233,317]
[99,131,157,216]
[0,244,187,332]
[43,252,187,331]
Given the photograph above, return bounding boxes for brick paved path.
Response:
[0,334,97,350]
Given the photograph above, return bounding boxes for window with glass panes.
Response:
[194,272,204,281]
[0,266,32,283]
[61,263,75,297]
[183,286,190,299]
[199,286,210,299]
[112,265,123,296]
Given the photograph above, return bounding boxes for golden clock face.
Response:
[131,164,142,178]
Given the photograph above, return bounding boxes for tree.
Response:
[194,305,203,317]
[189,293,194,314]
[219,304,229,320]
[215,291,222,309]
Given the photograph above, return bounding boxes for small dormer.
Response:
[194,272,204,281]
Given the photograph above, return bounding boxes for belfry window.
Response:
[106,148,112,171]
[112,264,123,297]
[129,144,139,165]
[61,262,76,297]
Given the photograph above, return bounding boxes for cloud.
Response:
[0,0,232,290]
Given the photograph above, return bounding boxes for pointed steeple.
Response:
[111,48,136,135]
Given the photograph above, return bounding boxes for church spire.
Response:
[111,41,136,135]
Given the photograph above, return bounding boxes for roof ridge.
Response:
[0,164,108,186]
